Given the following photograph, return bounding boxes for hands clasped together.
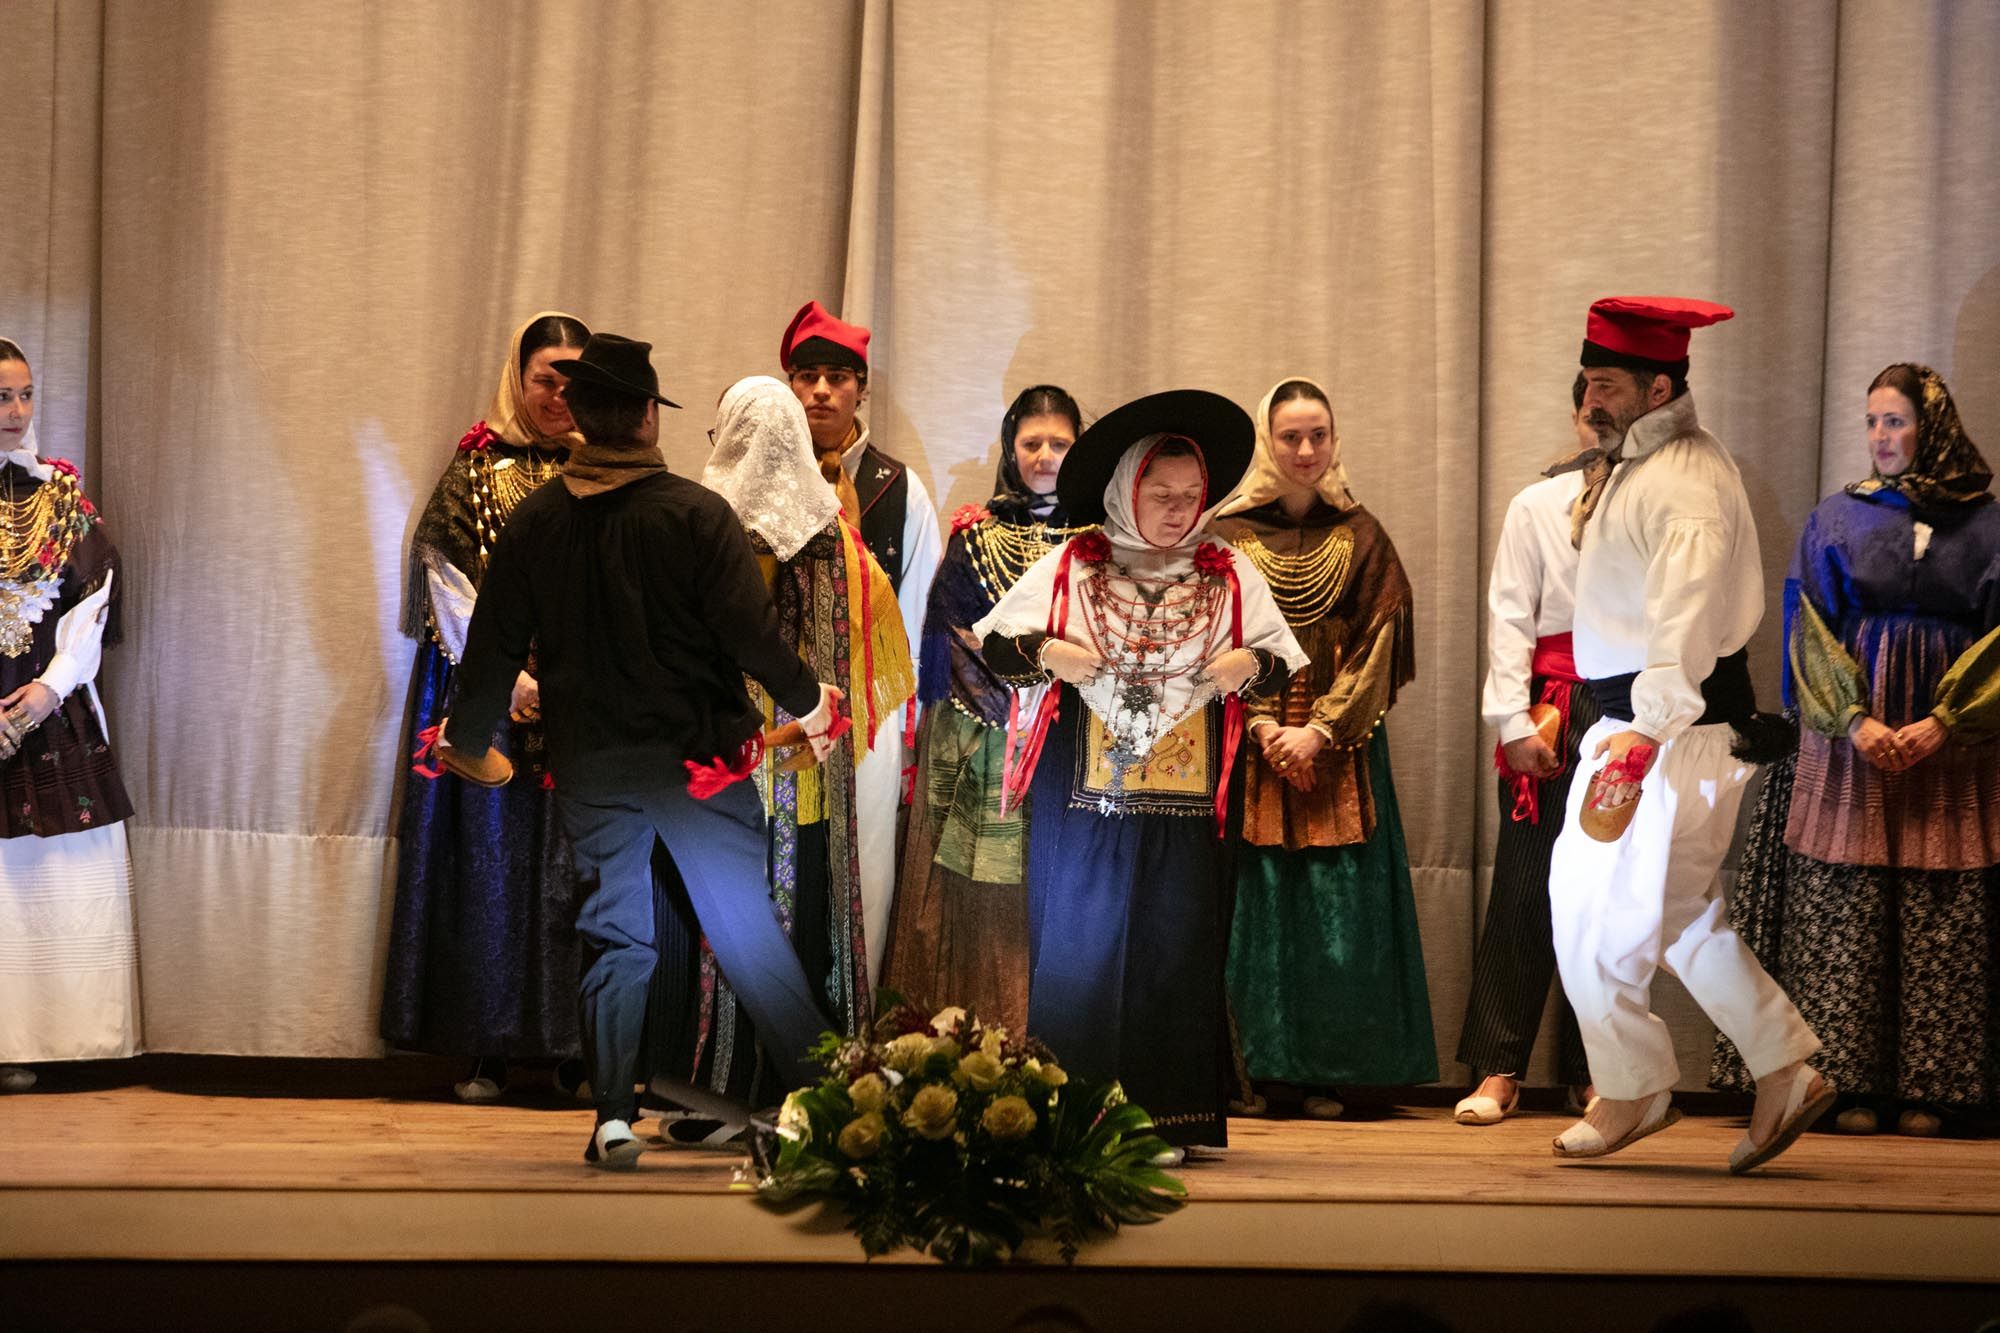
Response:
[1847,713,1947,772]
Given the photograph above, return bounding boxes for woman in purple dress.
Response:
[1712,363,1999,1135]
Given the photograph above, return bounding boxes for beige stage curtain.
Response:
[3,1,101,478]
[13,1,1998,1070]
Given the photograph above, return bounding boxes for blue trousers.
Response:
[559,781,830,1122]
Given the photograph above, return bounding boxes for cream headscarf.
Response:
[1216,376,1355,517]
[486,310,589,449]
[702,376,844,561]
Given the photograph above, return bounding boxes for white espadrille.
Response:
[1729,1065,1834,1174]
[1552,1091,1679,1160]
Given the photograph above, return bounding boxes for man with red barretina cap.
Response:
[780,301,943,991]
[1544,297,1830,1173]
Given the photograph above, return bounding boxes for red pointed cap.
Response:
[780,300,870,373]
[1584,296,1734,365]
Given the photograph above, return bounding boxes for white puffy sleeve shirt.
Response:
[1572,401,1765,744]
[1481,471,1582,742]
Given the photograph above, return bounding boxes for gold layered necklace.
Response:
[471,447,563,571]
[1233,527,1354,626]
[965,518,1093,600]
[0,465,92,658]
[0,478,60,581]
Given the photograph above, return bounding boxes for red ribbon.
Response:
[1492,634,1583,824]
[1213,556,1245,839]
[685,734,765,800]
[999,535,1083,815]
[1586,743,1655,810]
[410,724,445,779]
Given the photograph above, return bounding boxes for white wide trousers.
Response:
[1550,717,1818,1099]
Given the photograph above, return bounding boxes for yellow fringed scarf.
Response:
[841,519,916,761]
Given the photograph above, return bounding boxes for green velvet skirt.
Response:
[1226,727,1438,1087]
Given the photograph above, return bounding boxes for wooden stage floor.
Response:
[2,1060,1997,1292]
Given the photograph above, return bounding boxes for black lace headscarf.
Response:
[988,384,1084,523]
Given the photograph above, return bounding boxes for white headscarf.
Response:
[975,435,1304,763]
[1215,376,1354,517]
[0,341,50,482]
[702,375,842,561]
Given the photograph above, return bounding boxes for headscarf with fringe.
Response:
[1847,362,1992,511]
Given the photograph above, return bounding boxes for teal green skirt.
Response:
[1226,727,1438,1087]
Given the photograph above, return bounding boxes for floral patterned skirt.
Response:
[0,693,132,838]
[1713,745,2000,1109]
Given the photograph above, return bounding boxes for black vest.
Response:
[852,443,911,591]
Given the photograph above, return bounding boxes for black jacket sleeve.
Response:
[980,630,1049,684]
[443,519,535,751]
[697,501,821,719]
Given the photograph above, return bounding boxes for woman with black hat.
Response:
[974,390,1306,1154]
[881,385,1093,1035]
[1212,377,1435,1121]
[381,312,593,1103]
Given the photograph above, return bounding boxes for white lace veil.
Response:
[702,375,842,561]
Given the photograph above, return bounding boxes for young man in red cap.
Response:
[1545,297,1830,1173]
[780,300,943,989]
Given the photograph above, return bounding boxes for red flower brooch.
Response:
[950,504,992,535]
[456,421,499,453]
[1070,531,1112,564]
[1193,542,1234,576]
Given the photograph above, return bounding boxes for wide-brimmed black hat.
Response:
[551,333,682,408]
[1055,389,1253,524]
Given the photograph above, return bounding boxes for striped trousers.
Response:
[1455,679,1594,1086]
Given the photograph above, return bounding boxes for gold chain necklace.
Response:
[472,448,562,570]
[0,478,59,580]
[1233,527,1354,626]
[966,518,1093,601]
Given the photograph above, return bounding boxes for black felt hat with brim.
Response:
[551,332,682,408]
[1055,389,1254,525]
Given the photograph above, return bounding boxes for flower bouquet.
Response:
[753,994,1187,1266]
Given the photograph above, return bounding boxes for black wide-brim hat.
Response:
[551,332,682,408]
[1055,389,1254,524]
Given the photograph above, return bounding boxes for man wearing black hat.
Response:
[441,333,841,1168]
[1544,298,1827,1174]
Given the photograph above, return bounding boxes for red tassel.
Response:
[1492,667,1581,825]
[685,735,764,800]
[998,536,1089,813]
[411,724,445,779]
[1586,744,1656,809]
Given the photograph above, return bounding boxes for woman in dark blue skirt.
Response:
[977,391,1304,1153]
[381,312,593,1101]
